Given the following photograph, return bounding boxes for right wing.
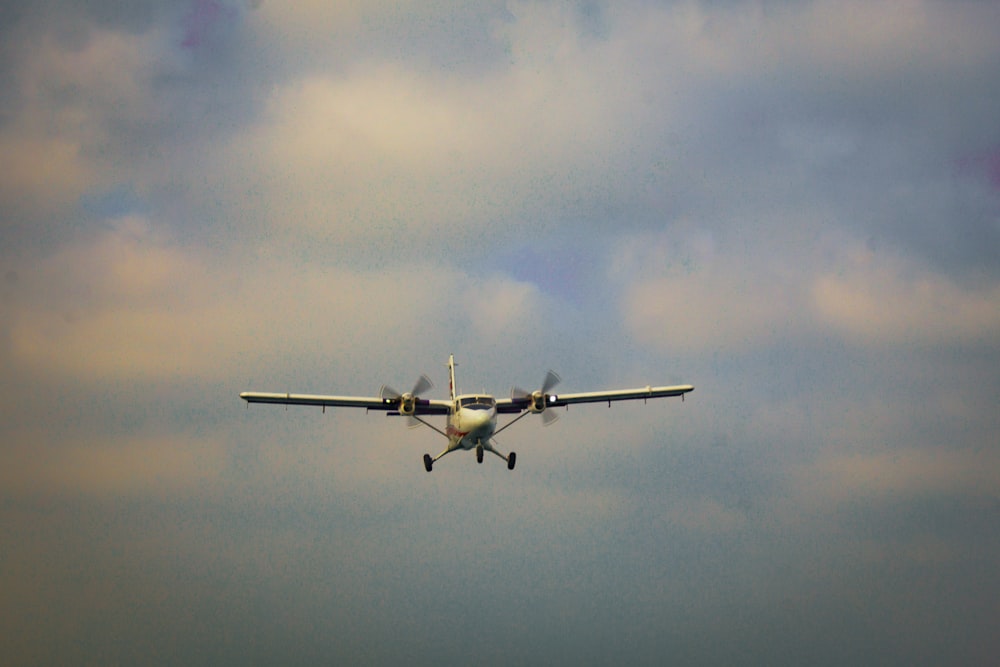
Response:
[240,392,451,414]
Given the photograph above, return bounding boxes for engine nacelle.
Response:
[512,371,560,419]
[380,375,432,417]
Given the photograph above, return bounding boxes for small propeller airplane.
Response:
[241,355,693,471]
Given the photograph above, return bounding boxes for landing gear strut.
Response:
[424,443,515,470]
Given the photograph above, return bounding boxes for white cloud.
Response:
[624,267,806,353]
[614,224,816,352]
[4,218,459,382]
[219,51,631,243]
[7,217,236,380]
[4,217,566,386]
[467,277,543,340]
[616,223,1000,353]
[812,248,1000,346]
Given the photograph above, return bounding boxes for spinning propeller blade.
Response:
[512,370,561,426]
[411,374,433,398]
[541,370,561,394]
[380,375,434,418]
[541,407,560,426]
[380,375,434,401]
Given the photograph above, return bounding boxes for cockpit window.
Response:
[459,396,495,409]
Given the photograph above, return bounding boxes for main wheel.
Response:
[423,454,433,472]
[507,452,516,470]
[476,445,484,463]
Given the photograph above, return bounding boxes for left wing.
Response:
[495,384,693,412]
[550,384,693,407]
[240,392,451,414]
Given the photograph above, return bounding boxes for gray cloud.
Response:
[2,1,999,665]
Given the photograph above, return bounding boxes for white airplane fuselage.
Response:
[433,392,512,469]
[447,398,497,450]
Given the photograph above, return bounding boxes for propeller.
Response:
[380,375,434,420]
[512,370,562,425]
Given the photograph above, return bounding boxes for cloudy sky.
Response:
[2,1,999,664]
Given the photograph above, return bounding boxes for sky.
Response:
[1,1,999,664]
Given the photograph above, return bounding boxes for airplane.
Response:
[240,354,693,471]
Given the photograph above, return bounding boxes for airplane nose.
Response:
[466,408,494,434]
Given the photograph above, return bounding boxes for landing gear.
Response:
[427,442,514,470]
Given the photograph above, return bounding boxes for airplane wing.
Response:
[240,392,451,414]
[495,384,693,413]
[550,385,694,407]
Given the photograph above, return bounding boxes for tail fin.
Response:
[448,354,457,402]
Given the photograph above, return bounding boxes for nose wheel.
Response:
[476,444,484,463]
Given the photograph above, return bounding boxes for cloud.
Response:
[250,0,367,46]
[640,0,1000,80]
[623,263,807,353]
[0,430,227,498]
[5,217,238,381]
[218,51,634,246]
[2,2,1000,665]
[0,18,203,244]
[799,447,1000,505]
[812,247,1000,346]
[467,277,544,340]
[0,133,89,224]
[0,25,139,223]
[2,216,564,385]
[614,222,818,352]
[775,443,1000,571]
[180,0,238,50]
[616,220,1000,353]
